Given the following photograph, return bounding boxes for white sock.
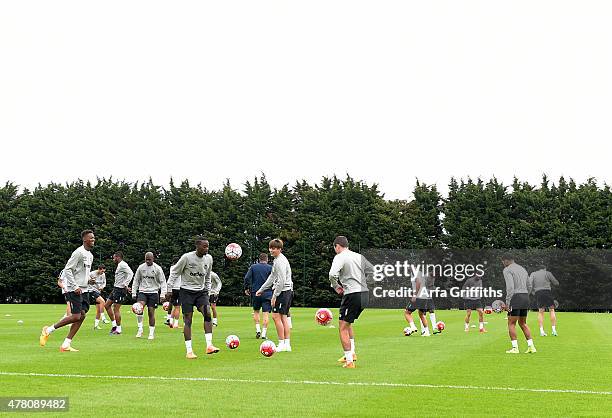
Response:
[112,320,117,327]
[350,338,355,354]
[62,314,68,319]
[278,340,285,348]
[149,326,155,336]
[287,316,292,329]
[262,327,267,337]
[423,327,429,335]
[205,333,213,348]
[47,325,56,334]
[212,317,218,325]
[479,322,484,330]
[419,318,425,329]
[344,350,353,363]
[117,325,122,333]
[185,340,193,353]
[62,338,72,348]
[465,322,469,330]
[527,339,534,347]
[256,324,261,333]
[429,313,437,326]
[284,338,290,346]
[409,321,416,330]
[552,326,557,333]
[137,315,143,329]
[173,319,179,326]
[540,326,545,334]
[511,339,518,348]
[101,313,107,320]
[166,314,172,320]
[95,319,100,326]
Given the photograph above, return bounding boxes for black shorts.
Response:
[252,295,272,313]
[209,294,219,304]
[109,287,128,304]
[137,292,159,308]
[65,291,90,314]
[416,298,435,312]
[170,289,180,306]
[405,300,417,313]
[535,290,555,309]
[464,299,483,310]
[180,289,209,314]
[272,290,293,315]
[339,291,369,323]
[509,293,530,317]
[90,290,102,302]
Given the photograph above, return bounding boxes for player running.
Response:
[105,251,134,335]
[40,230,95,352]
[89,264,109,329]
[164,257,181,329]
[244,253,273,339]
[256,239,293,352]
[329,236,372,369]
[502,254,536,354]
[529,266,559,336]
[166,237,219,359]
[209,271,221,327]
[462,272,487,333]
[132,252,167,340]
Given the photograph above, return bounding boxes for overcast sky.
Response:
[1,1,610,200]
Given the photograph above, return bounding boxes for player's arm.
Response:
[88,271,97,285]
[256,265,276,296]
[132,266,142,299]
[63,251,81,294]
[125,264,135,293]
[328,255,344,294]
[503,270,514,308]
[547,271,559,287]
[413,276,422,302]
[243,267,252,295]
[166,255,186,297]
[157,266,167,299]
[205,257,213,292]
[272,262,287,298]
[99,273,106,291]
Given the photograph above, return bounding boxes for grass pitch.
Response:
[0,305,610,417]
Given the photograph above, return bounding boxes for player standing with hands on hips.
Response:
[329,236,373,369]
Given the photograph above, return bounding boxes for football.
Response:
[131,302,143,315]
[225,335,240,349]
[225,243,242,260]
[436,321,445,331]
[484,306,493,314]
[403,326,413,336]
[162,301,170,311]
[315,308,333,326]
[260,340,276,357]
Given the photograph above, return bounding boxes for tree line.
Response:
[0,175,609,307]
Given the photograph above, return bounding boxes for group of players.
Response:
[38,229,557,364]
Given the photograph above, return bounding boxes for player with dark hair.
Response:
[329,235,372,369]
[244,253,273,339]
[209,271,221,326]
[105,251,134,335]
[164,257,181,329]
[166,237,218,359]
[40,230,95,352]
[89,264,109,329]
[462,272,486,333]
[132,252,167,340]
[501,254,536,354]
[412,271,439,336]
[256,239,293,352]
[529,266,559,336]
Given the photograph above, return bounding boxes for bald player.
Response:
[502,254,536,354]
[166,237,219,359]
[132,252,167,340]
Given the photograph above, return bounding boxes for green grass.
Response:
[0,305,610,417]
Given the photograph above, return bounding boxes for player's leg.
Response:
[113,303,123,333]
[477,308,486,332]
[135,293,146,338]
[61,295,90,351]
[262,298,272,339]
[280,291,293,349]
[41,292,83,347]
[404,302,418,333]
[538,308,547,336]
[338,320,353,366]
[98,296,109,323]
[165,298,174,327]
[211,302,218,326]
[64,302,71,318]
[271,312,285,350]
[518,314,536,353]
[198,299,219,354]
[280,314,291,349]
[464,308,472,332]
[183,310,196,358]
[253,309,261,338]
[172,305,180,328]
[104,297,117,332]
[506,315,519,353]
[418,309,430,336]
[549,307,557,336]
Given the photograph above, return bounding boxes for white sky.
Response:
[1,1,610,200]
